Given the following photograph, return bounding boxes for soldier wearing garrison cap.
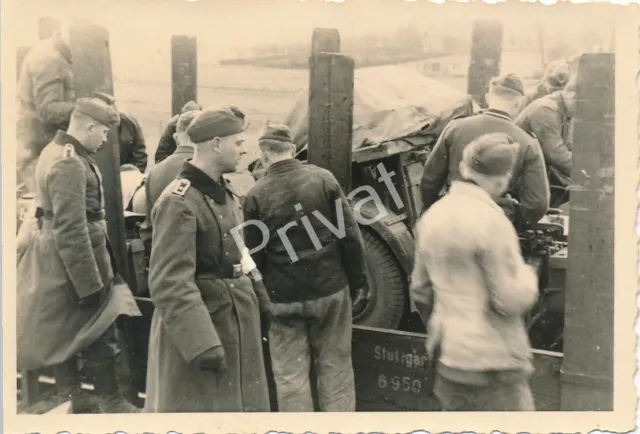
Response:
[243,123,366,412]
[144,105,272,413]
[411,132,539,412]
[516,60,572,116]
[420,72,550,228]
[155,100,203,163]
[16,97,142,414]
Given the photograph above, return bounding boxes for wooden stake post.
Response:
[307,29,354,193]
[467,19,503,108]
[171,36,198,116]
[560,53,615,411]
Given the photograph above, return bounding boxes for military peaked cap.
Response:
[489,73,524,96]
[74,97,120,126]
[463,132,518,177]
[187,105,246,143]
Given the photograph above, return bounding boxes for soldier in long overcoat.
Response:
[144,105,272,413]
[17,30,76,196]
[16,97,142,413]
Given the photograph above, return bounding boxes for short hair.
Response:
[176,110,200,134]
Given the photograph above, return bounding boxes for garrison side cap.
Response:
[186,105,246,144]
[463,132,518,177]
[489,73,525,96]
[73,97,120,127]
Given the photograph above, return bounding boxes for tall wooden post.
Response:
[171,36,198,116]
[312,28,340,54]
[560,53,614,411]
[467,19,503,108]
[308,28,355,193]
[68,24,129,284]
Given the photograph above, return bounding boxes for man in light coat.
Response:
[144,105,272,413]
[411,132,539,411]
[16,97,142,413]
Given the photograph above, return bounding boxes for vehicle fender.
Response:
[350,199,415,279]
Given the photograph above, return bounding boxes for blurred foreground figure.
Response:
[516,78,576,208]
[154,100,202,164]
[411,133,539,411]
[17,27,76,196]
[139,108,200,251]
[16,98,142,414]
[144,105,272,413]
[420,73,550,227]
[244,124,366,412]
[516,60,571,116]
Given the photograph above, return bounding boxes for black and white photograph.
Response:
[3,0,638,433]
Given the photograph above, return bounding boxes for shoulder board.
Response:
[63,143,75,158]
[172,178,191,197]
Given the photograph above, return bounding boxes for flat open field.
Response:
[113,64,537,194]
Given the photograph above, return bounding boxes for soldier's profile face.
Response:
[86,123,110,152]
[218,133,246,172]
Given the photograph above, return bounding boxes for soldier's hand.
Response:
[261,309,274,335]
[194,346,227,374]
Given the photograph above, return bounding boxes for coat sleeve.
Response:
[149,195,222,363]
[419,122,453,212]
[47,157,104,298]
[517,140,550,225]
[325,173,368,290]
[138,176,153,250]
[128,116,148,172]
[478,218,539,317]
[528,107,572,178]
[33,58,75,129]
[154,120,177,164]
[409,228,435,327]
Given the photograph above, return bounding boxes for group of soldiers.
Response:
[15,24,575,414]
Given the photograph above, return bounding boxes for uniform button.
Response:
[223,234,228,238]
[224,252,229,256]
[230,284,235,288]
[219,215,224,219]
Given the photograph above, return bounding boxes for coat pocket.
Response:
[196,278,233,316]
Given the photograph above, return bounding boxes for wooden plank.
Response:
[352,325,563,411]
[171,35,198,116]
[467,19,503,108]
[308,52,355,193]
[68,24,130,284]
[312,28,340,54]
[560,53,615,411]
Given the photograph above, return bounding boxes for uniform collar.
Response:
[53,130,93,159]
[449,180,503,213]
[178,160,232,204]
[483,108,513,121]
[266,158,302,176]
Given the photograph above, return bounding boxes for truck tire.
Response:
[352,229,407,329]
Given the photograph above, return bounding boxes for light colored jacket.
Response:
[410,181,538,374]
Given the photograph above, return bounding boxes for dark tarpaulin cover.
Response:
[282,65,480,153]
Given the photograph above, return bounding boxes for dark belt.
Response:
[196,262,245,280]
[36,207,106,223]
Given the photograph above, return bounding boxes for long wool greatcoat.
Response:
[143,161,270,413]
[16,131,142,371]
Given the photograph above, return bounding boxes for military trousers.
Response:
[268,287,355,412]
[433,371,535,411]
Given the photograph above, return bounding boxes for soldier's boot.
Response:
[53,360,99,414]
[85,356,141,414]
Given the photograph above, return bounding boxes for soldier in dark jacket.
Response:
[420,74,550,227]
[154,100,201,163]
[243,124,367,412]
[17,30,76,196]
[515,60,571,117]
[515,78,576,207]
[144,105,272,413]
[91,90,148,172]
[16,97,142,413]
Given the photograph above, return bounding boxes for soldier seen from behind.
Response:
[17,22,76,197]
[16,97,142,414]
[144,105,272,413]
[516,77,576,208]
[515,60,572,116]
[243,124,367,412]
[411,133,540,411]
[154,100,202,164]
[139,108,200,252]
[420,73,550,228]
